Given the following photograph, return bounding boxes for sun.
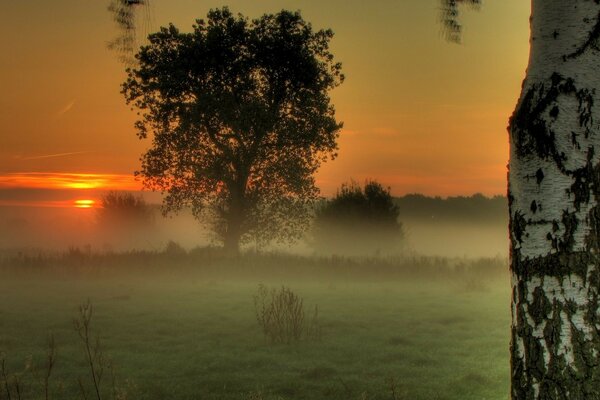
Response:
[66,182,100,190]
[74,199,96,209]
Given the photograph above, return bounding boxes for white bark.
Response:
[510,0,600,260]
[509,0,600,398]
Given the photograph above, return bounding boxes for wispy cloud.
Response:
[55,100,76,118]
[20,151,92,161]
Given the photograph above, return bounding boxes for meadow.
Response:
[0,250,510,400]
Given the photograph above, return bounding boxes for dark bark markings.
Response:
[566,9,600,61]
[510,32,600,397]
[511,73,594,168]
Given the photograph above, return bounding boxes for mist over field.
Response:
[398,194,507,258]
[0,194,507,258]
[0,194,511,399]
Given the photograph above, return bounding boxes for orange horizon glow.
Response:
[0,199,95,208]
[74,199,96,209]
[0,172,141,191]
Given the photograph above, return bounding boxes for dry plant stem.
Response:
[74,301,102,400]
[307,305,321,341]
[1,358,11,400]
[43,334,56,400]
[386,377,402,400]
[8,374,21,400]
[14,379,20,400]
[337,377,353,398]
[78,377,89,400]
[108,359,118,400]
[110,364,116,400]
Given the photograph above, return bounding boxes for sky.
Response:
[0,0,530,209]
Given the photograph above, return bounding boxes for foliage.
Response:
[107,0,149,65]
[122,7,344,252]
[439,0,480,43]
[312,181,403,255]
[254,284,321,344]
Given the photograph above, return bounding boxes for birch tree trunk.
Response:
[509,1,600,398]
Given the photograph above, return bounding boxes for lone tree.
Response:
[313,180,403,255]
[122,8,343,252]
[450,1,600,398]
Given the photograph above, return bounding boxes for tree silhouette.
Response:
[122,7,343,253]
[313,181,403,256]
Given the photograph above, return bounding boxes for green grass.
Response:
[0,253,510,400]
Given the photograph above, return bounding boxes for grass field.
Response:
[0,251,510,400]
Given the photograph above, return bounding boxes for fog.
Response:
[0,194,510,400]
[397,221,505,258]
[0,205,206,252]
[0,194,507,258]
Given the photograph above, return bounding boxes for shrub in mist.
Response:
[312,180,404,256]
[164,240,186,256]
[96,191,155,249]
[254,284,321,344]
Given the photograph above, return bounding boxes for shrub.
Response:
[96,191,156,249]
[253,285,321,344]
[164,240,186,256]
[96,192,154,228]
[312,180,403,256]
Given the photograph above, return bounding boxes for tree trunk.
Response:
[223,180,246,254]
[509,1,600,398]
[223,222,241,254]
[223,206,242,255]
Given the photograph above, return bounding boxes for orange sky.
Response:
[0,0,530,205]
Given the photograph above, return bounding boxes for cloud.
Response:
[55,100,76,119]
[20,151,92,161]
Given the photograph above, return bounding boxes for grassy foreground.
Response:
[0,251,510,399]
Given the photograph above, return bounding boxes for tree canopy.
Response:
[122,7,344,252]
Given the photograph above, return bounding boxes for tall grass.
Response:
[0,246,508,284]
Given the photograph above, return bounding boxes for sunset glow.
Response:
[0,173,140,191]
[74,199,96,209]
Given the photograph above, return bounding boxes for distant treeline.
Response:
[395,194,507,224]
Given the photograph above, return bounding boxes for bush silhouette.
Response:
[313,181,403,255]
[96,191,155,249]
